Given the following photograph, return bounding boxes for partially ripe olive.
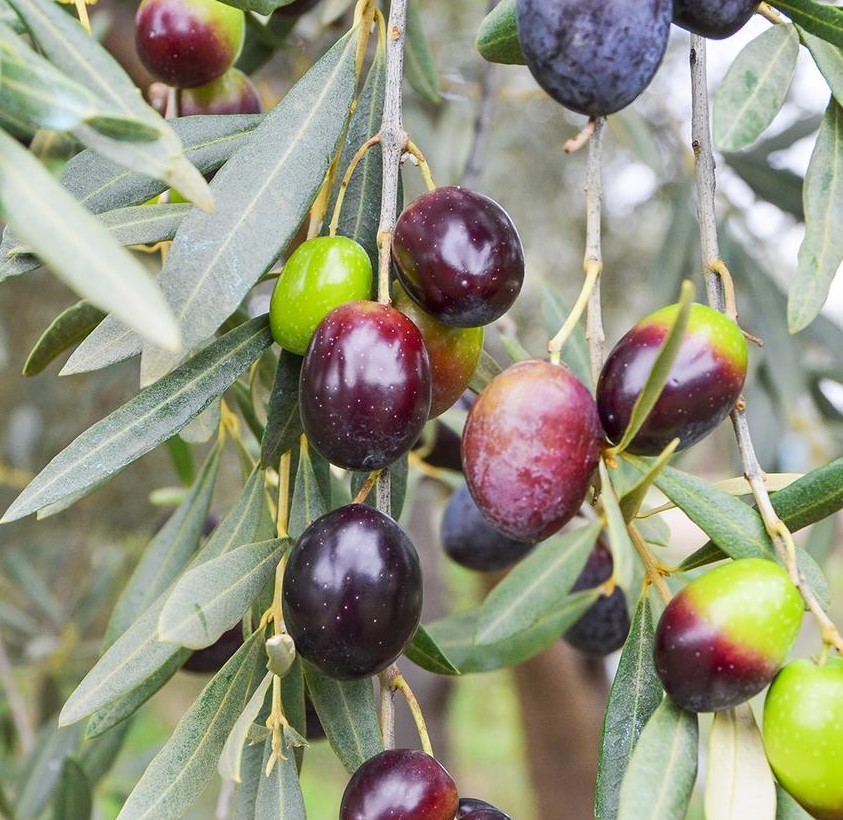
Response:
[764,658,843,820]
[462,359,602,543]
[654,558,803,712]
[392,187,525,328]
[340,749,459,820]
[596,303,748,455]
[178,68,262,115]
[282,505,422,680]
[673,0,758,39]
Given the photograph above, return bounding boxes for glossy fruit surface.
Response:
[516,0,672,116]
[597,303,748,455]
[135,0,245,88]
[178,68,262,115]
[276,0,322,14]
[457,798,511,819]
[393,283,483,417]
[340,749,459,820]
[441,483,534,572]
[654,558,802,712]
[181,626,242,673]
[300,301,431,470]
[282,505,422,680]
[564,541,630,656]
[392,187,525,328]
[270,237,373,356]
[462,359,602,543]
[673,0,758,38]
[764,658,843,820]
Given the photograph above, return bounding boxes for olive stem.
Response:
[0,632,34,756]
[73,0,91,34]
[386,663,434,756]
[352,469,382,504]
[404,140,437,191]
[328,135,381,237]
[690,37,843,654]
[378,669,396,749]
[757,2,783,24]
[275,451,291,539]
[563,117,596,155]
[628,522,672,605]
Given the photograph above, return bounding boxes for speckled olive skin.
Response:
[564,541,630,656]
[764,659,843,820]
[391,187,525,328]
[177,68,262,115]
[181,626,242,673]
[458,798,511,819]
[135,0,245,88]
[597,303,748,455]
[283,505,422,680]
[516,0,672,116]
[462,360,603,543]
[441,483,534,572]
[276,0,322,15]
[673,0,758,38]
[340,750,459,820]
[393,283,483,417]
[654,558,803,712]
[270,237,373,356]
[300,301,431,471]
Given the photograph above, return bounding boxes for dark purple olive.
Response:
[340,749,459,820]
[392,187,525,328]
[276,0,322,15]
[282,505,422,680]
[563,541,630,656]
[181,626,243,673]
[413,422,463,473]
[457,797,511,819]
[463,812,511,820]
[673,0,758,38]
[299,301,431,471]
[441,484,534,572]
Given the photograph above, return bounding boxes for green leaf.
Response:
[106,441,222,643]
[609,281,693,454]
[2,316,272,523]
[0,128,180,350]
[303,662,383,773]
[540,282,592,388]
[404,0,441,104]
[404,624,460,676]
[116,629,265,820]
[704,705,776,820]
[596,594,663,820]
[288,440,329,540]
[771,0,843,49]
[713,24,799,152]
[58,315,143,376]
[231,731,266,818]
[599,461,635,592]
[78,721,132,786]
[218,672,272,782]
[475,521,601,645]
[789,99,843,333]
[475,0,524,65]
[642,463,830,608]
[801,30,843,109]
[468,348,503,393]
[159,538,287,648]
[140,30,358,385]
[281,658,306,771]
[22,301,104,376]
[254,735,306,819]
[617,698,698,820]
[51,758,92,820]
[260,351,303,468]
[617,439,678,522]
[61,469,266,728]
[776,784,814,819]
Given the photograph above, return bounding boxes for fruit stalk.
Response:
[689,35,843,655]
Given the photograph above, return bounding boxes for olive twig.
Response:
[378,668,397,749]
[404,140,437,191]
[690,36,843,655]
[385,663,433,756]
[73,0,91,34]
[757,2,784,24]
[563,117,596,154]
[628,521,672,605]
[275,451,291,539]
[328,135,381,237]
[352,469,382,504]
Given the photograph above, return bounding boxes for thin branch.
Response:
[628,522,672,605]
[690,36,843,654]
[385,663,433,756]
[378,668,396,749]
[0,632,35,756]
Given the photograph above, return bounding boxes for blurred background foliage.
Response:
[0,0,841,817]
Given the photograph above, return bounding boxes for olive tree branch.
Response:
[690,37,843,654]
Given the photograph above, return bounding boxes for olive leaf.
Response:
[254,735,306,819]
[23,301,105,377]
[771,0,843,48]
[404,0,441,104]
[218,672,273,782]
[404,624,460,676]
[475,0,524,65]
[51,758,92,820]
[260,350,304,468]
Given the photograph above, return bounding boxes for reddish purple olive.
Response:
[462,359,602,543]
[135,0,245,88]
[181,626,243,673]
[563,541,630,656]
[673,0,758,38]
[441,483,534,572]
[457,798,511,819]
[340,749,459,820]
[177,68,262,115]
[391,187,525,328]
[299,301,431,471]
[282,505,422,680]
[596,303,748,455]
[654,558,803,712]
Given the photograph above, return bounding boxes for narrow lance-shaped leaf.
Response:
[404,624,460,676]
[404,0,441,104]
[595,593,663,820]
[776,784,815,819]
[704,704,776,820]
[771,0,843,49]
[789,99,843,333]
[475,0,524,65]
[0,127,180,351]
[599,461,635,592]
[617,698,699,820]
[801,29,843,110]
[2,316,273,523]
[218,672,272,782]
[713,24,799,152]
[23,301,105,377]
[475,521,601,646]
[260,351,303,467]
[254,735,306,820]
[51,758,92,820]
[116,629,265,820]
[288,439,329,540]
[59,315,144,377]
[618,438,679,522]
[140,29,359,385]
